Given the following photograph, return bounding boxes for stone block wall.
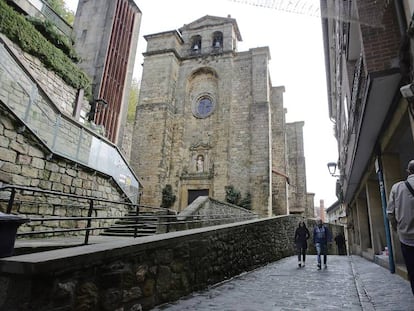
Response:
[271,86,288,216]
[1,35,89,120]
[0,34,135,233]
[0,110,128,233]
[286,121,309,215]
[0,215,320,311]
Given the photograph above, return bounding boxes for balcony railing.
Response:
[349,53,365,134]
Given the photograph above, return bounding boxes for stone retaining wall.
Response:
[0,215,326,311]
[0,34,88,123]
[0,109,128,233]
[0,35,133,233]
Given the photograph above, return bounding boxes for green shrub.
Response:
[161,184,176,209]
[0,1,91,97]
[26,16,80,62]
[225,185,252,210]
[225,185,241,205]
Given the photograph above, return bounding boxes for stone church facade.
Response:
[130,15,311,217]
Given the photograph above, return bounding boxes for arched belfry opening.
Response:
[212,31,223,49]
[191,35,202,53]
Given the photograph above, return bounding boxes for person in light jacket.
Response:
[387,159,414,296]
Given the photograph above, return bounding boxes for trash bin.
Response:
[0,212,30,258]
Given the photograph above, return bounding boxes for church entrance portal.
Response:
[188,189,209,205]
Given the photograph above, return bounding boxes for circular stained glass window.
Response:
[193,96,215,118]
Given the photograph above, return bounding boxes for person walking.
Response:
[294,221,310,268]
[313,218,332,270]
[387,159,414,296]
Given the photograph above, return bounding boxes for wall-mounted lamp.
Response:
[328,162,344,201]
[401,84,414,117]
[87,98,108,121]
[338,216,347,225]
[327,162,340,177]
[400,83,414,99]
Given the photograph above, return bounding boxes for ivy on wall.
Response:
[0,1,91,97]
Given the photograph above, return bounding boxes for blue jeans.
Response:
[315,242,327,265]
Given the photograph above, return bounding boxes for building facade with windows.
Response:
[326,201,346,225]
[130,15,314,217]
[322,0,414,277]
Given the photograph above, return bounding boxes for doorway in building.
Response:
[188,189,209,205]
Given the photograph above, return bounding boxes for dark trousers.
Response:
[297,246,307,262]
[337,245,346,255]
[401,242,414,296]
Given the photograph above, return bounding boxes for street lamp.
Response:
[87,98,108,121]
[327,162,340,177]
[327,162,344,202]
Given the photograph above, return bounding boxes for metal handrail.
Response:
[1,184,141,244]
[1,185,257,249]
[1,185,137,213]
[15,214,256,238]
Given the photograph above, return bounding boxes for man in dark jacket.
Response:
[387,160,414,296]
[313,218,332,270]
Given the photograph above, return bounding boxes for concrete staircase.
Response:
[100,211,159,237]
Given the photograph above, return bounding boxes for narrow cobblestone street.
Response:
[153,255,414,311]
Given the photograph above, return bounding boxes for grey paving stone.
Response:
[153,255,414,311]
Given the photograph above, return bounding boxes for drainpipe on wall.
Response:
[394,0,408,36]
[375,156,395,274]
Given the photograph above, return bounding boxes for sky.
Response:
[65,0,339,209]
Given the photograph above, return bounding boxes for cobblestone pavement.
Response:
[152,255,414,311]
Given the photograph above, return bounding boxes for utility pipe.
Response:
[272,168,290,185]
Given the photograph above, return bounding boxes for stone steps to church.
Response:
[100,211,159,237]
